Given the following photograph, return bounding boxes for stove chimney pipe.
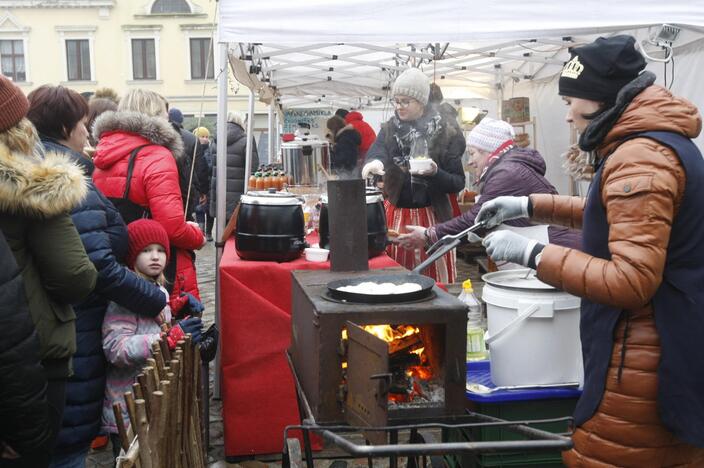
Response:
[327,179,369,271]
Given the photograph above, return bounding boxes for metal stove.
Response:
[289,267,467,430]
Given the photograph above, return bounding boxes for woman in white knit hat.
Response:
[362,68,466,282]
[397,116,581,268]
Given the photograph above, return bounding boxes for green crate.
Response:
[445,398,577,468]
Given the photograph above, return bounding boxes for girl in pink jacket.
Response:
[101,220,202,456]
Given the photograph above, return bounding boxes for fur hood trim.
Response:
[336,124,356,137]
[92,111,184,160]
[0,142,87,217]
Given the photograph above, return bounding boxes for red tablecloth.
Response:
[219,237,399,457]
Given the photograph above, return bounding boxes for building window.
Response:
[189,38,213,80]
[151,0,191,14]
[66,39,91,81]
[0,40,25,82]
[132,38,156,80]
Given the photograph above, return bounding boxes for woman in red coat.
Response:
[92,89,205,312]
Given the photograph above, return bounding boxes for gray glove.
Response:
[476,196,530,228]
[482,230,539,267]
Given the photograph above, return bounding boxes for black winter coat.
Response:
[41,139,167,454]
[0,232,51,457]
[209,122,259,221]
[331,125,361,174]
[171,124,210,218]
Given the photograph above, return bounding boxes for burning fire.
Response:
[341,325,419,343]
[364,324,419,342]
[341,324,435,404]
[406,366,432,380]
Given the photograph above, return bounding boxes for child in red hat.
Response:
[101,219,202,458]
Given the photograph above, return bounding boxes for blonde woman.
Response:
[92,89,206,316]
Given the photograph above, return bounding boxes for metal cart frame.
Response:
[283,353,574,468]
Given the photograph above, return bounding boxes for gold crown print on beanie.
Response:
[558,35,646,102]
[561,56,584,80]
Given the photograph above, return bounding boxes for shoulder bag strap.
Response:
[123,144,152,199]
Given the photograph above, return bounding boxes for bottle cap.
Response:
[462,279,473,292]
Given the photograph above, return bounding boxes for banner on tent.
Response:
[283,108,333,137]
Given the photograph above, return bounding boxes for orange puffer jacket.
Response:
[530,85,704,467]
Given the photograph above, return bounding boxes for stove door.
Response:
[345,321,390,444]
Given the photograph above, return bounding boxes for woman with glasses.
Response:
[362,68,465,282]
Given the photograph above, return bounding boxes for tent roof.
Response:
[219,1,704,107]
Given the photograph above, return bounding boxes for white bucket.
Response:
[482,269,583,387]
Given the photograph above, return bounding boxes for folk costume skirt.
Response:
[384,200,456,284]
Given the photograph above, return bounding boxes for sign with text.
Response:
[283,108,333,137]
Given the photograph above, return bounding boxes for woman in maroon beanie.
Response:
[0,75,97,466]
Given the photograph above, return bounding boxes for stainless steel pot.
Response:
[282,140,330,186]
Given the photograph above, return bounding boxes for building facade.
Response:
[0,0,259,120]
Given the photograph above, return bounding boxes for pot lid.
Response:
[321,191,383,204]
[241,190,304,206]
[282,140,328,148]
[482,269,555,291]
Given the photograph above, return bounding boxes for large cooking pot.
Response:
[235,190,306,262]
[282,139,330,186]
[318,189,388,258]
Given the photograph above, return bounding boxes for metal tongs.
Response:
[412,221,487,274]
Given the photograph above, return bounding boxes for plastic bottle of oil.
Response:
[459,279,486,361]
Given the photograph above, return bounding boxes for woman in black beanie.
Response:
[477,35,704,466]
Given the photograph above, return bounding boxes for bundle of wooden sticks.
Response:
[112,335,206,468]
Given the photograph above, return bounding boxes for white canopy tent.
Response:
[210,0,704,398]
[219,0,704,104]
[216,1,704,186]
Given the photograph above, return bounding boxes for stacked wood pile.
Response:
[112,336,206,468]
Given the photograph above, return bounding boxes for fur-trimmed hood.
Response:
[0,141,87,218]
[92,111,184,161]
[336,124,356,138]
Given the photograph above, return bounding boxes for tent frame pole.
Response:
[495,64,504,120]
[267,102,275,165]
[244,89,255,182]
[214,41,229,401]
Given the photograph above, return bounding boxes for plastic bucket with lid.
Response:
[482,269,583,387]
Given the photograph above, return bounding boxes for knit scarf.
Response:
[579,71,657,153]
[390,109,443,168]
[479,140,515,182]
